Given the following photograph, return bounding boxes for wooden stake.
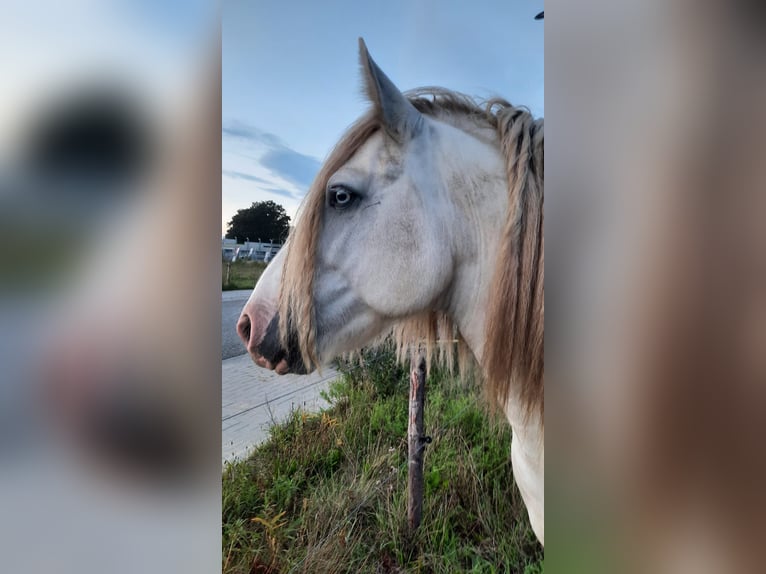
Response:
[407,353,427,531]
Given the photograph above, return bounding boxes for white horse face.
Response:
[237,122,456,373]
[314,127,456,357]
[237,41,457,373]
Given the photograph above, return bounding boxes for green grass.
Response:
[223,260,267,291]
[222,346,544,573]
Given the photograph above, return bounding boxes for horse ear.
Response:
[358,38,423,144]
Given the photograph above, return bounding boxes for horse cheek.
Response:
[361,227,450,316]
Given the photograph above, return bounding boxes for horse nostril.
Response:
[236,314,252,348]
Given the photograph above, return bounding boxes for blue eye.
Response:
[328,185,357,209]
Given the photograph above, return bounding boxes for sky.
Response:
[222,0,544,236]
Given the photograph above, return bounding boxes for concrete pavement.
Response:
[221,353,340,465]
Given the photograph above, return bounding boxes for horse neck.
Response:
[436,123,508,363]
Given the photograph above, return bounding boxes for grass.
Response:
[222,345,544,573]
[223,260,267,291]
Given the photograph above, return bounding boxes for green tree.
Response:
[225,201,290,243]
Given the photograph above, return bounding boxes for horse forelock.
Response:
[278,88,544,419]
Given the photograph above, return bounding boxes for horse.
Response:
[237,38,544,545]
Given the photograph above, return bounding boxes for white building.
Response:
[221,238,282,262]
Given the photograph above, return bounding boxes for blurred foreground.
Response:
[547,1,766,572]
[0,2,220,572]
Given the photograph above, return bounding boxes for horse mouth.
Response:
[253,353,309,376]
[253,313,309,375]
[252,354,293,375]
[238,300,312,374]
[274,359,290,375]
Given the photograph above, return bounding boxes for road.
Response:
[222,290,250,359]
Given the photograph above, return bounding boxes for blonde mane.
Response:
[279,88,544,416]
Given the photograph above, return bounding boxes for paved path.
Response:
[221,353,339,465]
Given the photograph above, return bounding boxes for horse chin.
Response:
[252,351,310,376]
[253,313,310,376]
[279,356,311,376]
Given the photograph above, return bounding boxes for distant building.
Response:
[221,238,238,262]
[222,238,282,262]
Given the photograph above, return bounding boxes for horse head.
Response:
[237,39,507,374]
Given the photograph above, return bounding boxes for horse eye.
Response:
[328,186,355,209]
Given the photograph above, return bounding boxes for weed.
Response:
[222,345,543,573]
[223,260,267,291]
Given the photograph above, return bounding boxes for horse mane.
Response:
[279,88,544,418]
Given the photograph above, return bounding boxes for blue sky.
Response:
[222,0,544,234]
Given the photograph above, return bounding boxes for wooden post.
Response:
[225,262,231,286]
[408,353,427,531]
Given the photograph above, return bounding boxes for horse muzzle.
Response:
[236,310,309,375]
